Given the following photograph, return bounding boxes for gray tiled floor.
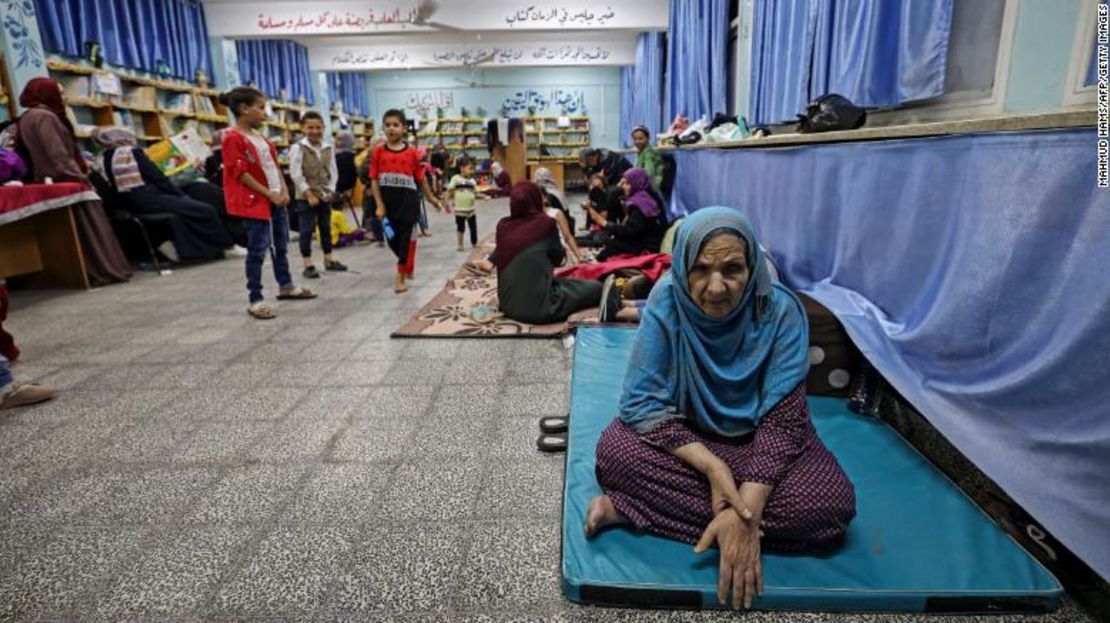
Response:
[0,200,1097,622]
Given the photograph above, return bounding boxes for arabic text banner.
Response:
[205,0,668,37]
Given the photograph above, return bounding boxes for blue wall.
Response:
[366,67,622,149]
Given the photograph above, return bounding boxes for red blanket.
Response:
[555,253,672,282]
[0,182,98,226]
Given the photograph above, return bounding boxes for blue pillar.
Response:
[0,0,48,115]
[208,37,240,90]
[311,71,332,135]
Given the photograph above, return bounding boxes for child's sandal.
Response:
[277,287,317,300]
[247,303,276,320]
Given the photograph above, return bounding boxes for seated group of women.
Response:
[11,78,280,270]
[470,126,671,327]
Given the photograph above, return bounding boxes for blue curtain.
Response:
[620,32,665,147]
[35,0,213,80]
[235,40,313,105]
[749,0,814,128]
[665,0,729,123]
[670,129,1110,581]
[750,0,953,125]
[325,72,369,116]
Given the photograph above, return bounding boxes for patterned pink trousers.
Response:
[594,385,856,552]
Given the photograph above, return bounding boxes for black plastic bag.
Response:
[796,93,867,133]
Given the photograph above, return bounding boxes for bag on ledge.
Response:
[796,93,867,134]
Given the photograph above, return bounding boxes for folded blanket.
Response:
[555,253,672,283]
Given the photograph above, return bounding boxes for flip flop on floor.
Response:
[276,287,317,300]
[247,303,276,320]
[537,432,567,453]
[539,415,568,434]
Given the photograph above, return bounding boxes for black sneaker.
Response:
[325,260,348,272]
[599,275,620,322]
[303,266,321,279]
[847,360,882,416]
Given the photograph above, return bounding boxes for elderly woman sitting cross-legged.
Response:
[586,207,856,610]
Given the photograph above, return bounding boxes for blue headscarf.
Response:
[618,207,809,437]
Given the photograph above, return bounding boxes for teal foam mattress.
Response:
[562,327,1061,613]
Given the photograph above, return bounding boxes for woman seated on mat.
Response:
[93,127,237,262]
[533,167,583,265]
[469,182,602,324]
[483,161,512,198]
[586,207,856,610]
[595,167,667,261]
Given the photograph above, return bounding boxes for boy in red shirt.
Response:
[370,109,442,293]
[219,87,316,319]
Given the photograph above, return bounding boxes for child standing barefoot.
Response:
[219,87,316,319]
[447,156,481,251]
[289,111,347,279]
[370,109,442,293]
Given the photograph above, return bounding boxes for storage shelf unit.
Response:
[524,115,590,162]
[330,111,376,146]
[409,115,591,163]
[49,58,320,164]
[50,58,230,148]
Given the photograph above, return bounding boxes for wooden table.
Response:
[0,183,96,290]
[526,161,566,192]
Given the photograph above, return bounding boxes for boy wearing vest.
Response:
[289,111,348,278]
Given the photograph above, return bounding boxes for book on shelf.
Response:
[195,95,217,115]
[58,75,91,101]
[164,92,194,114]
[123,85,157,109]
[92,72,122,98]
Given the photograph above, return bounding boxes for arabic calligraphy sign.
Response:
[404,91,456,117]
[204,1,667,36]
[310,40,634,70]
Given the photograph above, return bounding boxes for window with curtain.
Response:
[620,32,665,146]
[750,0,954,126]
[325,72,369,117]
[235,40,313,105]
[34,0,213,80]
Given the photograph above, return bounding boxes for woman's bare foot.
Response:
[585,495,627,537]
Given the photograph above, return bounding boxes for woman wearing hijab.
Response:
[334,131,358,199]
[631,125,664,190]
[93,127,234,261]
[14,77,132,285]
[471,182,601,324]
[586,208,856,610]
[484,161,512,198]
[596,167,667,261]
[533,167,583,264]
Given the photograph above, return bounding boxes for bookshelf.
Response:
[330,111,375,145]
[524,116,590,163]
[412,117,488,153]
[406,115,591,163]
[48,58,325,167]
[48,59,231,149]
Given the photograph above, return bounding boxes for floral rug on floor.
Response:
[391,237,599,338]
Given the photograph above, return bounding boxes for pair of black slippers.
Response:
[536,415,569,452]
